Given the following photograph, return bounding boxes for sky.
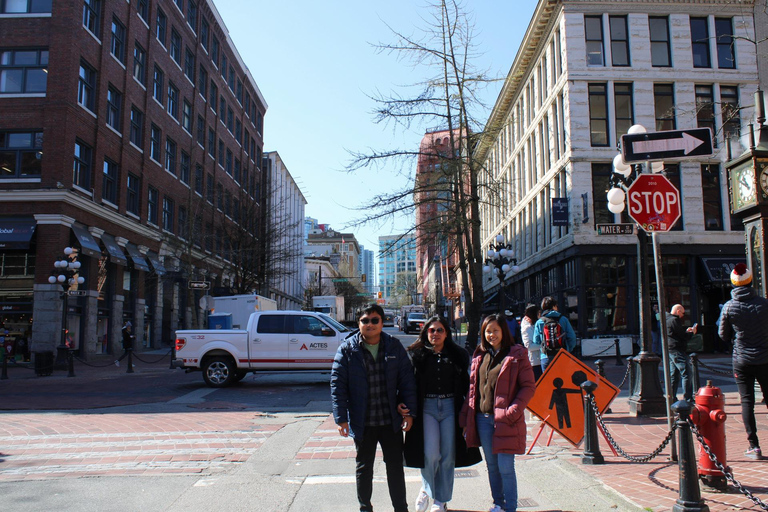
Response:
[213,0,539,252]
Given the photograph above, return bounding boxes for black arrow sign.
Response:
[621,128,713,163]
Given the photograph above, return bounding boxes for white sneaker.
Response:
[489,506,503,512]
[430,500,447,512]
[415,490,430,512]
[114,360,120,367]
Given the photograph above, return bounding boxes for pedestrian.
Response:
[504,310,519,343]
[402,316,481,512]
[717,263,768,460]
[330,304,418,512]
[532,297,577,372]
[666,304,697,403]
[460,313,536,512]
[520,303,542,381]
[114,321,135,367]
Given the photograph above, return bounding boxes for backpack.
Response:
[541,314,565,357]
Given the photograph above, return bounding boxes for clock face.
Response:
[759,162,768,197]
[731,161,758,211]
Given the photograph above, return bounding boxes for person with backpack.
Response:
[532,297,577,372]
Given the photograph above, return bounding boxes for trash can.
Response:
[34,351,54,376]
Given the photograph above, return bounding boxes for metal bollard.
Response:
[580,380,605,464]
[627,356,637,394]
[671,400,710,512]
[67,349,76,378]
[595,360,612,413]
[126,348,134,374]
[689,353,700,393]
[614,338,622,365]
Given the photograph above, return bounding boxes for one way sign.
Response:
[621,128,713,163]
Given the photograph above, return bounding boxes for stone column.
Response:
[111,294,125,354]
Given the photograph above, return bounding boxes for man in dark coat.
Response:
[331,304,417,512]
[718,263,768,460]
[666,304,696,403]
[114,321,135,367]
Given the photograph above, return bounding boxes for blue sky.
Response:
[214,0,539,251]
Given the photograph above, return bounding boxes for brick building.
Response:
[0,0,266,357]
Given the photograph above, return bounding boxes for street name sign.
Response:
[596,223,634,235]
[331,278,348,283]
[67,290,87,296]
[188,280,211,290]
[626,174,681,232]
[621,128,713,163]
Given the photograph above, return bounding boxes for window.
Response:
[695,84,715,139]
[228,66,235,92]
[234,157,240,182]
[244,92,251,116]
[137,0,148,21]
[126,173,140,215]
[236,79,243,104]
[129,106,143,148]
[77,60,96,111]
[102,158,117,204]
[243,129,249,154]
[208,128,215,158]
[701,164,723,231]
[220,53,227,78]
[256,111,263,135]
[150,124,161,161]
[235,118,242,144]
[156,8,167,46]
[184,48,195,80]
[664,164,684,230]
[180,151,190,184]
[225,148,232,175]
[109,18,126,64]
[194,164,203,194]
[206,173,214,203]
[218,139,224,166]
[2,0,52,13]
[73,140,92,189]
[721,85,740,142]
[592,163,629,226]
[147,186,158,225]
[0,48,48,94]
[588,83,608,146]
[167,82,178,119]
[226,107,233,132]
[187,1,197,32]
[165,138,176,175]
[198,65,207,97]
[209,81,218,111]
[170,29,181,64]
[200,18,209,50]
[162,196,174,232]
[211,36,219,65]
[654,83,675,131]
[196,115,205,146]
[609,16,629,66]
[82,0,100,35]
[216,183,223,209]
[153,65,164,103]
[584,15,604,66]
[690,17,711,68]
[614,83,634,142]
[133,43,146,84]
[715,18,735,69]
[0,131,43,178]
[649,16,671,67]
[106,86,122,131]
[182,100,192,132]
[220,97,227,123]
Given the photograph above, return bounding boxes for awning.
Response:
[0,217,36,249]
[146,250,166,275]
[125,243,150,271]
[100,233,128,266]
[701,257,747,282]
[71,224,102,258]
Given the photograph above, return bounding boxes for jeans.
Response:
[354,425,408,512]
[476,413,517,512]
[540,356,550,373]
[733,361,768,449]
[421,397,456,503]
[669,350,693,402]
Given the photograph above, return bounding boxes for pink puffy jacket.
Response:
[460,344,536,454]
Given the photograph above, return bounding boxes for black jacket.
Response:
[718,286,768,366]
[666,315,692,353]
[403,340,482,468]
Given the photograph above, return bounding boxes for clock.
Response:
[759,161,768,198]
[730,159,758,212]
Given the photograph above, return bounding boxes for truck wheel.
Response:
[202,357,236,387]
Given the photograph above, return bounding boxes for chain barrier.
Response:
[131,349,172,364]
[589,343,617,357]
[590,394,676,462]
[688,419,768,510]
[696,359,733,377]
[5,359,37,371]
[616,359,632,388]
[72,355,119,368]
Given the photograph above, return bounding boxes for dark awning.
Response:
[701,257,747,282]
[100,233,128,266]
[71,224,102,258]
[146,251,166,275]
[125,242,150,271]
[0,217,36,249]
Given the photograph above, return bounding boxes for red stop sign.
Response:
[626,174,681,232]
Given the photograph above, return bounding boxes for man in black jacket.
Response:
[718,263,768,460]
[666,304,696,403]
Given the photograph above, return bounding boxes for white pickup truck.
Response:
[173,310,352,387]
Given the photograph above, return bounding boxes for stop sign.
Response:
[626,174,681,232]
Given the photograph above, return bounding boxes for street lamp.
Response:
[48,247,84,373]
[482,234,520,315]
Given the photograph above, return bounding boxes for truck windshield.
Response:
[319,314,350,332]
[409,313,427,320]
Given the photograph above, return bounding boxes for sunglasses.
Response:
[428,327,445,334]
[359,317,380,325]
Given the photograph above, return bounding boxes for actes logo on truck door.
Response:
[299,343,329,350]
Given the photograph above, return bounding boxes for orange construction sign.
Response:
[526,349,620,446]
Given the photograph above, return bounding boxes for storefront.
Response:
[0,216,37,360]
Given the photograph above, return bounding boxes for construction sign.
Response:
[526,349,620,446]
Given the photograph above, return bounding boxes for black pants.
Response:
[733,360,768,448]
[353,425,408,512]
[116,347,132,362]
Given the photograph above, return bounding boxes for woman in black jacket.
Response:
[401,316,481,512]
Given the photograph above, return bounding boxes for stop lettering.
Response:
[625,174,681,232]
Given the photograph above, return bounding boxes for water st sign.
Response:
[596,223,634,235]
[621,128,713,163]
[626,174,681,232]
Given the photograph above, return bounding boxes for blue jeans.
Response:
[476,413,517,512]
[669,350,693,402]
[540,356,551,373]
[421,397,456,503]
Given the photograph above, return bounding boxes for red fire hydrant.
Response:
[690,380,728,489]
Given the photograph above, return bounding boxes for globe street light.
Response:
[49,247,84,374]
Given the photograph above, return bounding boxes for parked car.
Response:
[403,312,428,334]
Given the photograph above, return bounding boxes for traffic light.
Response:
[378,291,382,299]
[361,274,367,282]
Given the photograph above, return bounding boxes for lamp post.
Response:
[48,247,84,372]
[482,234,520,316]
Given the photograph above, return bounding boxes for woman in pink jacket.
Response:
[460,313,536,512]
